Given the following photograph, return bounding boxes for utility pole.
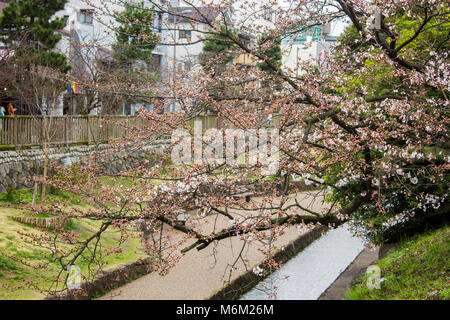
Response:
[172,3,178,113]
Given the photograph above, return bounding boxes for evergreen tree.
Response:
[0,0,70,73]
[256,35,282,74]
[199,25,237,74]
[113,1,159,64]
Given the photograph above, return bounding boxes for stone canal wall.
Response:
[0,140,169,193]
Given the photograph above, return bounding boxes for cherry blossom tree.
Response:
[6,0,448,296]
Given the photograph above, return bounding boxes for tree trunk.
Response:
[40,116,50,203]
[31,181,38,206]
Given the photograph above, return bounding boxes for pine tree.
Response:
[113,1,159,64]
[0,0,70,73]
[199,25,237,74]
[256,35,282,74]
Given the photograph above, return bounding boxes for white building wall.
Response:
[51,0,169,115]
[166,21,210,72]
[282,40,334,76]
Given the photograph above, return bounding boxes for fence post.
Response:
[40,116,44,149]
[87,115,90,144]
[14,116,18,148]
[64,116,68,146]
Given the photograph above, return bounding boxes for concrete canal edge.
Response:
[46,228,326,300]
[47,234,386,300]
[318,241,402,300]
[50,222,368,300]
[45,226,328,300]
[207,226,328,300]
[318,247,380,300]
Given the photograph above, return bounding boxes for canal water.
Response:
[241,225,365,300]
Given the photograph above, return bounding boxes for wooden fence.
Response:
[0,114,278,150]
[0,115,225,149]
[0,115,147,149]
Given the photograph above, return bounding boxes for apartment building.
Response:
[0,0,169,115]
[53,0,169,115]
[281,24,338,76]
[0,0,340,114]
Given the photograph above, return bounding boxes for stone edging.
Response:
[207,226,327,300]
[10,215,67,230]
[0,140,168,193]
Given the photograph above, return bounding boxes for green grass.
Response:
[0,186,84,206]
[0,206,147,300]
[345,225,450,300]
[0,173,173,300]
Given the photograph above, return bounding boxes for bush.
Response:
[326,159,449,245]
[0,186,31,205]
[0,186,82,206]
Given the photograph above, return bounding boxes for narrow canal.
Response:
[241,225,365,300]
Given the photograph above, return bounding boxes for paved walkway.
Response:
[100,192,329,300]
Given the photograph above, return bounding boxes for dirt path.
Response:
[100,191,329,300]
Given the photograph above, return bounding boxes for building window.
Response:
[149,54,162,73]
[63,15,70,24]
[157,13,162,33]
[179,30,191,41]
[263,8,273,21]
[80,9,94,24]
[184,60,192,71]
